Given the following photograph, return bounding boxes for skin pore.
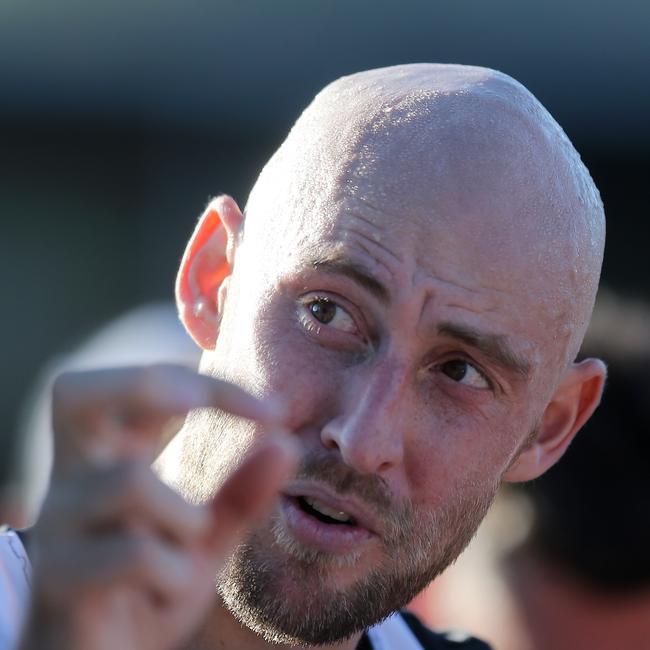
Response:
[156,64,606,650]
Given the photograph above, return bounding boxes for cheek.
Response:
[248,310,344,430]
[404,404,526,506]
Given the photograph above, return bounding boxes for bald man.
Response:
[16,63,606,650]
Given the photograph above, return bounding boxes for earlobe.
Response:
[503,357,607,483]
[176,195,244,349]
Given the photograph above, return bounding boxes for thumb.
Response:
[205,434,299,559]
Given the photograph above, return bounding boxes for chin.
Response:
[216,469,498,645]
[217,527,452,647]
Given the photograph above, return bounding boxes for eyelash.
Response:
[432,357,493,391]
[298,295,362,337]
[299,293,384,362]
[298,295,494,392]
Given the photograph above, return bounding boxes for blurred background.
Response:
[1,2,649,648]
[1,0,648,442]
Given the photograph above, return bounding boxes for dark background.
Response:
[1,0,648,439]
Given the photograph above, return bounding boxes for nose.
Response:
[320,360,408,475]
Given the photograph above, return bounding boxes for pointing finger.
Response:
[206,433,299,559]
[52,364,287,468]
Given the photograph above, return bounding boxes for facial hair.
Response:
[217,451,498,646]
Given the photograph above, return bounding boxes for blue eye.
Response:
[440,359,490,389]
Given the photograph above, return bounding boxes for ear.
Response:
[176,195,244,349]
[503,357,607,482]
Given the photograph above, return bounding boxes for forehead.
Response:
[249,87,570,290]
[241,77,583,374]
[252,147,565,313]
[244,182,571,382]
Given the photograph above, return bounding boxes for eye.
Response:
[439,359,490,389]
[303,297,358,334]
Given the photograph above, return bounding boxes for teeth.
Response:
[304,496,352,523]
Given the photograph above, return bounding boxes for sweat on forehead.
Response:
[241,63,605,363]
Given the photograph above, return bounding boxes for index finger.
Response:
[52,364,286,467]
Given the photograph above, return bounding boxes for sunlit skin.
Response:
[14,62,608,650]
[154,64,607,650]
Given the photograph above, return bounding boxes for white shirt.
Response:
[368,613,425,649]
[0,529,32,650]
[0,529,423,650]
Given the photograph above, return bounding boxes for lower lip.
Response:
[279,495,375,554]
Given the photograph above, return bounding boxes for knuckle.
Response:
[98,462,143,508]
[126,367,153,402]
[138,363,186,399]
[122,536,152,568]
[115,461,149,496]
[123,537,166,580]
[125,366,170,415]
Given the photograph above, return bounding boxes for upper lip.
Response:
[283,481,382,536]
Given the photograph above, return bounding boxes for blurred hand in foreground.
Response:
[21,364,297,650]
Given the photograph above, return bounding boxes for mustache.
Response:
[294,451,394,514]
[293,452,426,553]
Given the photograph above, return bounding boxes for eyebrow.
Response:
[309,254,390,305]
[306,256,531,379]
[437,321,531,379]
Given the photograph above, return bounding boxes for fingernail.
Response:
[262,431,301,462]
[262,396,288,422]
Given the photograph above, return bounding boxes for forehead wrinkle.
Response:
[413,263,509,306]
[346,193,405,225]
[441,302,500,316]
[343,231,404,293]
[325,200,409,286]
[342,213,403,265]
[243,63,603,369]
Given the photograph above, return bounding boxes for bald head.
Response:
[169,67,607,644]
[242,64,604,368]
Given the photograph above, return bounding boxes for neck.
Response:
[185,597,362,650]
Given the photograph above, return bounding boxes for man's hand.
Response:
[22,365,297,650]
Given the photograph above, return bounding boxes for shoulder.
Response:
[399,611,493,650]
[0,527,31,594]
[363,610,493,650]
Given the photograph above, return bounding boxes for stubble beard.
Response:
[217,452,498,646]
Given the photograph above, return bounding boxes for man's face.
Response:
[184,164,560,644]
[166,65,605,647]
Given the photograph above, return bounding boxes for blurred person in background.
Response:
[407,487,533,650]
[504,290,650,650]
[16,302,200,526]
[0,302,198,650]
[8,63,608,650]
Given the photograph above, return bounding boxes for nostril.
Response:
[320,419,343,451]
[321,436,341,453]
[376,460,393,474]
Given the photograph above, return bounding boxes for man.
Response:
[17,63,606,649]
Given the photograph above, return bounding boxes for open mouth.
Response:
[279,492,374,554]
[296,495,358,527]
